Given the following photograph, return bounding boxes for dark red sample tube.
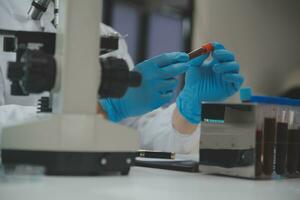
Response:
[275,122,288,175]
[263,117,276,176]
[298,128,300,173]
[188,43,214,59]
[286,129,300,175]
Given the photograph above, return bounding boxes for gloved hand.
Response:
[176,42,244,124]
[100,52,190,122]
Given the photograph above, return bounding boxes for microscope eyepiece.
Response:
[99,57,142,99]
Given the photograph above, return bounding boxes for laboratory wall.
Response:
[193,0,300,99]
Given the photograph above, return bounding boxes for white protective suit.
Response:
[0,0,200,153]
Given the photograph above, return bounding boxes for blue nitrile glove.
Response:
[176,42,244,124]
[100,52,190,122]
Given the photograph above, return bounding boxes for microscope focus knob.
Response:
[7,49,56,95]
[7,62,24,81]
[21,49,56,93]
[7,62,27,95]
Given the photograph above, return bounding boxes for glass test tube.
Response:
[275,107,288,175]
[286,110,300,175]
[263,104,277,176]
[255,105,264,177]
[297,108,300,174]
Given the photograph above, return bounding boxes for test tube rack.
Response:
[199,100,300,179]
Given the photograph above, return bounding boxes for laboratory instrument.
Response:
[0,0,141,176]
[199,89,300,179]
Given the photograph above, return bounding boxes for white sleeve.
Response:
[0,0,56,32]
[121,103,201,154]
[100,23,135,70]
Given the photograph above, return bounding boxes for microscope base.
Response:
[1,114,139,176]
[1,150,134,175]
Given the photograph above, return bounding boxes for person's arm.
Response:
[98,24,199,153]
[125,103,201,154]
[172,106,197,134]
[120,93,200,153]
[97,103,107,118]
[99,52,190,123]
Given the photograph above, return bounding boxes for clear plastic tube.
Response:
[286,110,300,175]
[275,106,288,175]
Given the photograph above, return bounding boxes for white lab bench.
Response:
[0,166,300,200]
